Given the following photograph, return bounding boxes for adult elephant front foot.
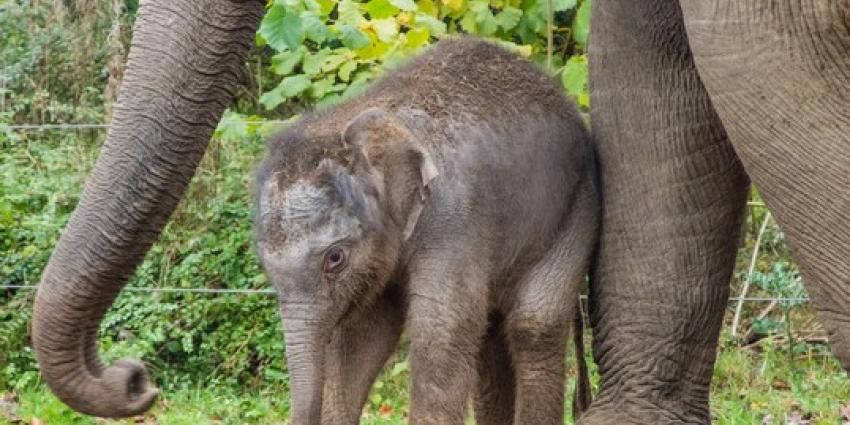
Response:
[575,405,634,425]
[577,399,708,425]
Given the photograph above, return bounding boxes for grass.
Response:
[2,335,848,425]
[712,338,850,424]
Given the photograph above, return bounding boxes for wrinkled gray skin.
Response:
[253,38,598,424]
[31,0,850,423]
[581,1,850,424]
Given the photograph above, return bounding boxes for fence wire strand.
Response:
[1,285,276,294]
[2,123,793,304]
[0,285,808,303]
[3,121,293,131]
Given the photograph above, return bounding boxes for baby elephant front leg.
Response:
[322,287,405,424]
[505,316,569,425]
[474,316,516,425]
[406,262,490,425]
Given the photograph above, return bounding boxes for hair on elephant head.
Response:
[256,107,438,312]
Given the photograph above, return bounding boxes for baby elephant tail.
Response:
[571,298,592,420]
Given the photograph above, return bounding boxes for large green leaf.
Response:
[260,75,313,109]
[301,11,333,43]
[572,0,591,48]
[552,0,576,12]
[316,0,338,14]
[214,110,249,142]
[388,0,417,11]
[460,11,478,33]
[258,5,304,51]
[303,49,333,76]
[405,27,431,49]
[338,0,366,24]
[561,54,589,108]
[337,24,372,49]
[372,18,400,42]
[417,0,439,16]
[516,0,546,42]
[310,75,347,99]
[413,13,447,35]
[322,52,350,73]
[365,0,400,19]
[495,6,522,31]
[469,0,498,36]
[338,60,358,81]
[270,47,306,75]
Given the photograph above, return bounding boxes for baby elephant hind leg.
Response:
[474,313,516,425]
[506,182,599,425]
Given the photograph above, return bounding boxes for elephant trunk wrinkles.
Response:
[31,0,264,417]
[282,306,328,425]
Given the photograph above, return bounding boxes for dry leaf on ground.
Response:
[0,393,21,423]
[786,410,811,425]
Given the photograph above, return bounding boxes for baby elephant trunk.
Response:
[281,304,328,425]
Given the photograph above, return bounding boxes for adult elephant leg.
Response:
[682,1,850,369]
[582,1,749,423]
[31,0,264,417]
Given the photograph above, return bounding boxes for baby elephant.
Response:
[254,37,598,425]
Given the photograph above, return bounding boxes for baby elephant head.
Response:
[255,108,437,423]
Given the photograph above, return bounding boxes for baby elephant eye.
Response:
[323,246,346,273]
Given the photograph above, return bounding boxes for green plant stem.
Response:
[546,0,553,72]
[784,307,794,369]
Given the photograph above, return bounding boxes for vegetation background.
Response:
[0,0,848,423]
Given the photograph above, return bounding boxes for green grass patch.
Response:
[3,338,848,424]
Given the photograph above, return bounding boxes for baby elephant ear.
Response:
[342,107,438,240]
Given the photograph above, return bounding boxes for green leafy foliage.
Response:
[0,125,287,391]
[258,4,305,51]
[0,0,136,125]
[248,0,593,119]
[561,54,588,108]
[570,0,590,48]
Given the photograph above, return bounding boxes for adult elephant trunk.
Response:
[32,0,264,417]
[281,304,328,425]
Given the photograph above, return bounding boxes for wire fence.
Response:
[4,123,110,130]
[2,122,802,306]
[2,121,293,132]
[0,285,809,303]
[1,285,276,295]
